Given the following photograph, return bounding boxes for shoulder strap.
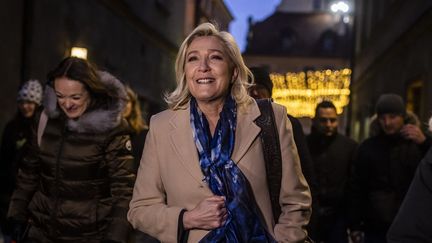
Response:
[37,110,48,147]
[255,99,282,219]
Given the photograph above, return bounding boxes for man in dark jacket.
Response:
[349,94,431,243]
[306,100,358,243]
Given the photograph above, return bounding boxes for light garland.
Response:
[270,68,351,117]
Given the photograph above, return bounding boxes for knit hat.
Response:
[375,93,406,116]
[249,67,273,96]
[17,79,43,105]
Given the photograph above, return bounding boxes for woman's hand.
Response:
[183,196,228,230]
[350,230,364,243]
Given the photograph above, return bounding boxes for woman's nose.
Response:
[63,99,72,109]
[198,58,210,71]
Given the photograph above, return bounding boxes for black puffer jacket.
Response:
[7,72,135,243]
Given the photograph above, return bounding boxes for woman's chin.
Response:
[64,111,82,119]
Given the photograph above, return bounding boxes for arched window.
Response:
[319,30,338,54]
[280,28,297,51]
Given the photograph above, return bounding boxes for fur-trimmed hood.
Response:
[43,71,127,134]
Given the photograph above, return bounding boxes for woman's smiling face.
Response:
[185,36,235,106]
[54,77,91,119]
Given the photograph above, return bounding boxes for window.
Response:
[280,28,297,51]
[319,30,337,54]
[406,79,423,118]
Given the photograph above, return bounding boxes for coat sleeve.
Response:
[272,104,312,242]
[103,133,136,243]
[387,148,432,243]
[7,117,41,222]
[127,117,184,243]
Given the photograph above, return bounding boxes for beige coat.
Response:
[127,100,311,243]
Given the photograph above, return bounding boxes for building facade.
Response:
[244,0,353,74]
[243,0,354,132]
[0,0,232,135]
[350,0,432,141]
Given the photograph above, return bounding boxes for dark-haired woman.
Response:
[7,57,135,243]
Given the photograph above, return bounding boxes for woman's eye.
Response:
[72,97,81,100]
[210,55,223,60]
[187,56,198,62]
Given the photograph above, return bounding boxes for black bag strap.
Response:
[255,99,282,219]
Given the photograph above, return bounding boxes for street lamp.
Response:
[329,1,352,32]
[330,1,350,13]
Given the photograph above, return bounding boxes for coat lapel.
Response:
[169,106,205,185]
[232,100,261,164]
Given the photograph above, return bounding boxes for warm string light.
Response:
[270,68,351,117]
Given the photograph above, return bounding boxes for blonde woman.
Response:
[123,86,149,171]
[128,23,311,243]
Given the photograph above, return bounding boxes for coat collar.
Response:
[168,100,261,184]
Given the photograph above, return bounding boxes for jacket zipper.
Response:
[51,124,67,237]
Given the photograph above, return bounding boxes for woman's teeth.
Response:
[197,78,213,84]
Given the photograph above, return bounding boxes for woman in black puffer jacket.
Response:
[7,57,135,243]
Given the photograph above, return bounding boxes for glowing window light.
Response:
[70,47,88,59]
[270,68,352,118]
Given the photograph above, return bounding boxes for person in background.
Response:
[7,57,135,243]
[306,100,358,243]
[123,86,159,243]
[0,80,43,243]
[123,86,149,171]
[248,66,319,237]
[128,22,311,243]
[349,93,431,243]
[386,117,432,243]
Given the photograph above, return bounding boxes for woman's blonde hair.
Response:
[165,22,253,110]
[124,85,148,133]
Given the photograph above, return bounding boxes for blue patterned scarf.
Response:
[190,96,276,243]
